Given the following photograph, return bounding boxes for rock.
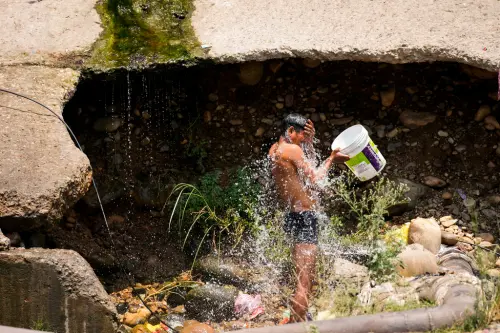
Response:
[163,313,185,330]
[0,248,118,331]
[239,62,263,85]
[441,231,459,246]
[229,119,243,126]
[439,216,457,228]
[93,117,123,132]
[484,115,500,129]
[397,244,438,277]
[399,110,436,128]
[475,105,491,121]
[408,217,441,254]
[255,127,265,137]
[0,66,92,232]
[203,111,211,123]
[285,94,294,107]
[486,195,500,205]
[0,230,10,251]
[479,241,494,249]
[486,269,500,278]
[459,236,474,245]
[380,87,395,107]
[275,102,284,109]
[437,130,448,137]
[330,116,354,125]
[185,284,238,322]
[423,176,447,188]
[302,58,321,68]
[477,233,495,243]
[496,258,500,268]
[460,64,498,79]
[208,93,218,102]
[333,258,369,285]
[83,179,125,210]
[386,128,399,138]
[386,179,428,216]
[167,288,187,307]
[194,256,253,289]
[140,137,151,146]
[442,192,453,205]
[123,308,151,327]
[181,322,214,333]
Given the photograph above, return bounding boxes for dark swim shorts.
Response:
[284,211,318,244]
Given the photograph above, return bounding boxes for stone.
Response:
[437,130,448,137]
[442,192,452,205]
[439,216,457,228]
[285,94,294,107]
[330,116,354,125]
[140,137,151,146]
[408,217,441,254]
[475,105,491,121]
[399,110,436,128]
[486,269,500,278]
[203,111,211,123]
[302,59,321,68]
[441,231,459,246]
[484,115,500,129]
[380,87,395,107]
[423,176,447,188]
[333,258,369,285]
[397,244,438,277]
[194,255,253,289]
[386,178,428,216]
[459,236,474,245]
[229,119,243,125]
[0,66,92,232]
[93,117,123,132]
[163,313,185,330]
[479,241,494,249]
[0,248,117,331]
[123,308,151,327]
[460,64,498,79]
[239,62,263,85]
[0,230,10,251]
[255,127,265,137]
[181,322,214,333]
[275,102,284,109]
[83,179,125,210]
[477,233,495,243]
[208,93,218,102]
[185,284,238,322]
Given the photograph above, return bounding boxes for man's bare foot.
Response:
[290,291,308,322]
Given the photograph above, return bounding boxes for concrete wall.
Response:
[0,249,117,333]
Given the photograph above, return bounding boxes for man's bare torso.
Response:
[269,140,315,212]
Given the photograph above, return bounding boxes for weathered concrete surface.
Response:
[0,66,92,231]
[0,0,101,67]
[0,248,118,333]
[192,0,500,71]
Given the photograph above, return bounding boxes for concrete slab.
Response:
[0,0,101,67]
[192,0,500,71]
[0,66,91,230]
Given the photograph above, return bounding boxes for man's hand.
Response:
[331,147,350,164]
[304,119,315,142]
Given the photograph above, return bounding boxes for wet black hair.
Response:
[283,113,307,136]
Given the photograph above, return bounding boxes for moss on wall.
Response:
[89,0,201,70]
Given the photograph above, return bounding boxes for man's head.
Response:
[283,113,307,145]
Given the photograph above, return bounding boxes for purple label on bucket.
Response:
[362,143,383,171]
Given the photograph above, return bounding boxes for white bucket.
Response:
[331,125,386,181]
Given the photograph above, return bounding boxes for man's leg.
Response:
[291,243,317,322]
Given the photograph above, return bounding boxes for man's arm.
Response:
[288,146,349,183]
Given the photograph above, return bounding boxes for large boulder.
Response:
[386,178,428,216]
[185,284,238,322]
[0,66,92,232]
[397,244,438,277]
[0,248,118,332]
[408,217,441,254]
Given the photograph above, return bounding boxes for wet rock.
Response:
[477,233,495,243]
[423,176,447,188]
[485,116,500,129]
[116,303,128,315]
[330,116,353,125]
[386,179,428,216]
[185,284,238,322]
[167,288,187,307]
[123,308,151,327]
[475,105,491,121]
[0,230,10,251]
[397,244,438,277]
[181,321,214,333]
[439,216,457,228]
[239,62,263,85]
[163,313,185,331]
[408,217,441,254]
[399,110,436,128]
[441,231,459,246]
[93,117,123,132]
[302,58,321,68]
[380,87,395,107]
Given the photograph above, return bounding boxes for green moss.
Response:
[89,0,201,70]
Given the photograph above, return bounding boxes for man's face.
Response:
[287,127,306,145]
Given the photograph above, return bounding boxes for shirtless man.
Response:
[268,114,350,321]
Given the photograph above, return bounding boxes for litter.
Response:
[234,293,264,319]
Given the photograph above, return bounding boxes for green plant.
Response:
[162,167,260,263]
[365,240,403,283]
[31,319,51,331]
